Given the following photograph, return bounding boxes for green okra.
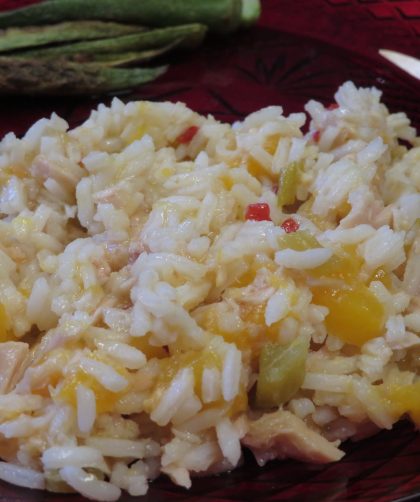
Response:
[0,0,259,33]
[0,57,167,95]
[0,21,144,53]
[92,42,181,67]
[241,0,261,27]
[15,24,207,59]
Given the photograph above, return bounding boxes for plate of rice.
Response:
[0,1,419,502]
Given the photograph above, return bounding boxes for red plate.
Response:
[0,0,419,500]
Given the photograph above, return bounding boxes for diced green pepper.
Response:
[277,160,302,208]
[278,230,319,251]
[256,335,310,408]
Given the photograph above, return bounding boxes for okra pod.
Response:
[0,57,167,95]
[92,42,181,67]
[16,24,207,59]
[0,0,257,33]
[0,21,144,53]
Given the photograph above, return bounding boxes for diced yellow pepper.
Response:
[311,285,385,347]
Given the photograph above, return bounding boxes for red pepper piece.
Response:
[245,203,271,221]
[281,217,300,233]
[312,130,321,143]
[327,103,339,110]
[176,125,199,145]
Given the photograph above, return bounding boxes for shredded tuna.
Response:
[340,188,391,229]
[0,342,29,394]
[403,235,420,296]
[242,410,344,464]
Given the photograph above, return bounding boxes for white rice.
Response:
[275,248,333,269]
[221,344,241,401]
[76,384,96,434]
[78,358,128,393]
[102,342,147,370]
[41,446,109,473]
[201,367,222,403]
[0,461,45,490]
[150,368,195,426]
[0,81,418,500]
[84,437,160,459]
[60,466,121,502]
[216,418,242,466]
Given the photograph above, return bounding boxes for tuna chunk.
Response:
[0,342,29,394]
[403,235,420,296]
[339,187,390,229]
[242,409,344,464]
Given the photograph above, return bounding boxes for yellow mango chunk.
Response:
[0,165,27,186]
[59,370,120,413]
[263,134,280,155]
[227,391,248,416]
[0,304,14,343]
[278,232,363,282]
[197,301,282,359]
[220,173,234,190]
[233,260,277,289]
[386,382,420,425]
[158,346,222,397]
[233,266,258,289]
[59,355,128,413]
[370,268,392,289]
[197,305,239,350]
[247,156,277,182]
[147,343,248,417]
[310,248,362,282]
[277,231,386,347]
[226,156,242,168]
[336,200,351,219]
[144,345,223,413]
[311,285,385,347]
[298,197,332,231]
